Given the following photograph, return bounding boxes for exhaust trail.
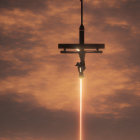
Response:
[80,78,83,140]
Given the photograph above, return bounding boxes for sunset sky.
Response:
[0,0,140,140]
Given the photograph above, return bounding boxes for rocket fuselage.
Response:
[79,24,84,45]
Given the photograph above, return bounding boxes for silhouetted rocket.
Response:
[58,0,105,78]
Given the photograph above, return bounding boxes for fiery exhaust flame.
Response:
[80,78,83,140]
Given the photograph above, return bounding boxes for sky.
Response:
[0,0,140,140]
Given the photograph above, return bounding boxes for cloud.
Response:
[0,0,139,139]
[0,0,139,114]
[84,106,140,140]
[0,93,78,140]
[0,59,30,79]
[0,0,48,13]
[0,92,139,140]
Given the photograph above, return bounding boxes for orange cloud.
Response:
[0,0,139,117]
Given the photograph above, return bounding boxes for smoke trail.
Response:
[80,78,83,140]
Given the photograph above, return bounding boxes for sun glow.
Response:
[80,78,83,140]
[76,48,80,52]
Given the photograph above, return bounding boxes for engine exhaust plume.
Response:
[80,78,83,140]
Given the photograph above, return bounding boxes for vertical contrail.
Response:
[80,78,83,140]
[58,0,105,139]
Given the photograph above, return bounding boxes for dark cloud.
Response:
[84,90,140,140]
[0,60,30,79]
[0,92,140,140]
[106,90,140,105]
[85,0,140,71]
[0,27,42,51]
[0,93,78,140]
[0,0,48,13]
[0,28,44,79]
[86,88,140,118]
[84,108,140,140]
[85,0,140,25]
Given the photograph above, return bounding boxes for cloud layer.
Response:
[0,0,139,139]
